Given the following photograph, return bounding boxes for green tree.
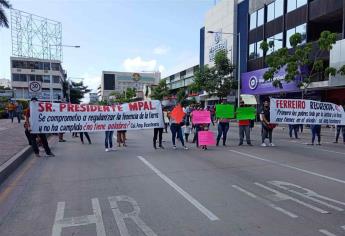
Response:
[260,31,345,98]
[69,81,91,104]
[151,79,170,100]
[0,0,10,28]
[194,50,236,101]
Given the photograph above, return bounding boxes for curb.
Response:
[0,145,33,184]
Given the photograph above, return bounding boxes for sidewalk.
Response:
[0,119,29,166]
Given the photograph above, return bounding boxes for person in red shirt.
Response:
[25,97,55,157]
[238,101,253,146]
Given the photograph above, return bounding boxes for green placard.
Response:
[236,107,256,120]
[216,104,235,118]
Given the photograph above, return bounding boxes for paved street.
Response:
[0,125,344,236]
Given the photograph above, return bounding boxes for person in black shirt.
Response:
[260,100,275,147]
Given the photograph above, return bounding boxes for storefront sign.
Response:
[209,31,228,62]
[241,68,300,95]
[270,98,345,125]
[30,100,164,133]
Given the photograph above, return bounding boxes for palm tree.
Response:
[0,0,11,28]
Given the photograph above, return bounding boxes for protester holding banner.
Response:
[80,132,91,144]
[117,130,127,147]
[308,124,321,145]
[334,125,345,144]
[260,100,275,147]
[238,101,252,146]
[288,124,299,139]
[216,117,230,146]
[26,98,55,157]
[163,108,169,133]
[105,131,114,152]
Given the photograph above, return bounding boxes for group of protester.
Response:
[6,100,23,123]
[15,97,345,157]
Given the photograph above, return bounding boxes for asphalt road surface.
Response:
[0,125,345,236]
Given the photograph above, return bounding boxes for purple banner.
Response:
[241,68,300,95]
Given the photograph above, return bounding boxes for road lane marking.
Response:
[255,183,329,214]
[51,198,106,236]
[232,185,298,218]
[341,225,345,230]
[229,150,345,185]
[137,156,219,221]
[286,140,345,155]
[319,229,337,236]
[268,181,345,211]
[108,195,158,236]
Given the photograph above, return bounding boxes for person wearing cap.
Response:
[25,97,55,157]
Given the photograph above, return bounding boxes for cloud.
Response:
[153,45,170,55]
[122,56,165,74]
[123,57,157,72]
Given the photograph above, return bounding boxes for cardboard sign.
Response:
[170,105,185,123]
[198,131,216,146]
[236,107,256,120]
[192,110,211,124]
[215,104,235,118]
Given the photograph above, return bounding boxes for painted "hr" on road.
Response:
[51,195,157,236]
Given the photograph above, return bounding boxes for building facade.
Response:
[10,57,65,101]
[101,71,160,100]
[165,65,199,92]
[239,0,345,104]
[89,92,99,104]
[200,0,239,67]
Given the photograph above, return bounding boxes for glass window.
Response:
[43,75,50,83]
[248,43,256,60]
[267,0,284,22]
[51,63,60,71]
[267,2,275,22]
[53,76,60,83]
[286,23,307,48]
[296,0,307,8]
[36,75,43,82]
[257,40,263,58]
[257,8,264,27]
[13,74,27,82]
[267,32,283,55]
[296,23,307,44]
[29,75,35,81]
[288,0,307,12]
[250,12,256,30]
[43,62,50,70]
[275,0,284,18]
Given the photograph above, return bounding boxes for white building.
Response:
[101,71,160,100]
[10,57,64,101]
[89,92,99,104]
[204,0,238,67]
[165,65,199,91]
[0,79,11,88]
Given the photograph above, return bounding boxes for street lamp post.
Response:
[48,44,80,103]
[207,31,241,106]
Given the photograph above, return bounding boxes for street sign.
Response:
[29,81,42,93]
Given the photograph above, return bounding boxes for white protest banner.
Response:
[270,98,345,125]
[30,100,164,133]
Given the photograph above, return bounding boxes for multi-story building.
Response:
[89,92,99,104]
[101,71,160,100]
[165,65,199,92]
[238,0,345,104]
[0,79,11,88]
[10,57,65,101]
